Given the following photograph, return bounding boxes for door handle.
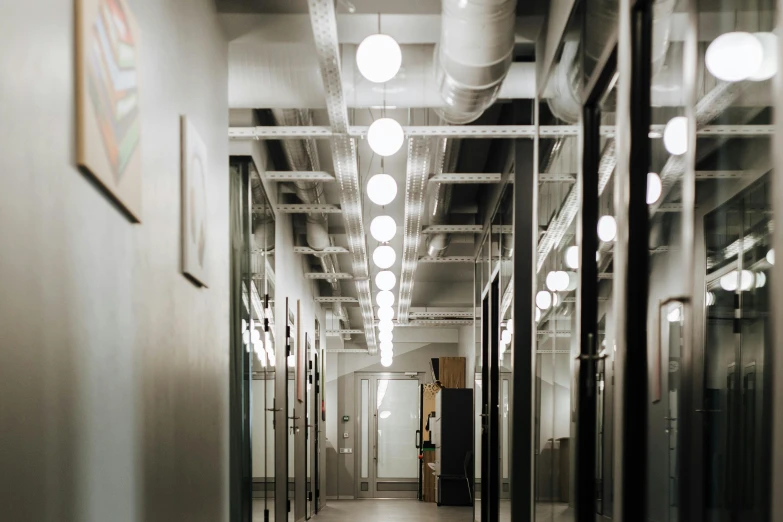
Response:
[654,296,690,402]
[415,429,421,448]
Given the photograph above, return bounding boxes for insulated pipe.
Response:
[270,109,351,334]
[425,139,461,257]
[229,42,534,109]
[435,0,518,124]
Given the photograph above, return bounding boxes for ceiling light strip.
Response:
[307,0,376,351]
[397,137,432,324]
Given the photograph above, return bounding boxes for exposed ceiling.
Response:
[222,0,537,353]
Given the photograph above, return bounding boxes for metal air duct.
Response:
[435,0,518,124]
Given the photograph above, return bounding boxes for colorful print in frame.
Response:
[76,0,143,221]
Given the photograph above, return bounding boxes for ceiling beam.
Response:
[304,272,353,280]
[428,173,502,184]
[264,171,335,182]
[275,203,342,213]
[422,225,483,234]
[294,246,350,254]
[229,124,773,140]
[307,0,376,352]
[397,137,432,325]
[315,296,359,303]
[417,256,474,263]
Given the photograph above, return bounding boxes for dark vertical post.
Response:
[575,100,599,522]
[510,104,536,522]
[489,278,500,522]
[481,292,490,522]
[622,2,652,520]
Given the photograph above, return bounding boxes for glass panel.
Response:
[694,3,775,522]
[376,379,419,479]
[361,379,370,478]
[645,1,688,520]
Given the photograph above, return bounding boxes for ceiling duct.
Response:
[271,108,352,337]
[435,0,517,124]
[426,138,461,257]
[547,0,676,124]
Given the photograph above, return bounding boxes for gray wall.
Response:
[0,2,229,521]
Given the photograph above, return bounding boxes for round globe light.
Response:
[499,340,507,355]
[535,307,542,322]
[375,270,396,291]
[373,245,396,269]
[356,34,402,83]
[507,319,514,335]
[740,270,755,291]
[381,356,393,368]
[536,290,553,310]
[706,32,763,82]
[371,215,397,242]
[554,271,570,292]
[663,116,688,156]
[376,290,395,308]
[706,291,716,307]
[565,245,579,269]
[366,174,398,206]
[377,307,394,321]
[545,271,559,292]
[767,248,775,266]
[378,320,394,332]
[379,340,393,352]
[378,331,393,343]
[720,270,738,292]
[597,215,617,242]
[380,347,394,357]
[287,355,296,368]
[368,118,405,157]
[501,329,511,344]
[647,172,662,204]
[251,328,261,344]
[667,306,682,323]
[756,271,767,289]
[750,32,778,81]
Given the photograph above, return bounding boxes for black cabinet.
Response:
[433,388,473,506]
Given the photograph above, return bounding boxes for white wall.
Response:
[0,1,228,521]
[458,324,477,387]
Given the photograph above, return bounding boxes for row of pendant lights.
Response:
[358,31,404,368]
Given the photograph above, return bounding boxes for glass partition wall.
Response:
[528,2,780,522]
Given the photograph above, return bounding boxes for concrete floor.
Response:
[252,499,571,522]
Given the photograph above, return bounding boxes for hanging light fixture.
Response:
[376,290,395,308]
[378,318,394,331]
[535,307,541,322]
[647,172,662,204]
[368,118,404,157]
[750,32,778,81]
[373,245,396,269]
[367,174,398,206]
[507,319,514,335]
[375,270,396,291]
[705,32,763,82]
[597,215,617,242]
[356,33,402,83]
[536,290,552,310]
[381,356,393,368]
[767,248,775,265]
[565,245,579,269]
[379,340,393,352]
[377,307,395,321]
[380,346,394,356]
[378,331,393,343]
[663,116,688,155]
[371,215,397,242]
[501,329,511,344]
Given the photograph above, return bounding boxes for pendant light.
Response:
[375,270,396,291]
[367,174,397,206]
[371,215,397,242]
[356,33,402,83]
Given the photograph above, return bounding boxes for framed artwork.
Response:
[76,0,143,222]
[181,116,209,286]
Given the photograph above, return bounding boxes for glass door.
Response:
[356,374,422,498]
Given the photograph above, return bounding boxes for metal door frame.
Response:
[354,372,424,499]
